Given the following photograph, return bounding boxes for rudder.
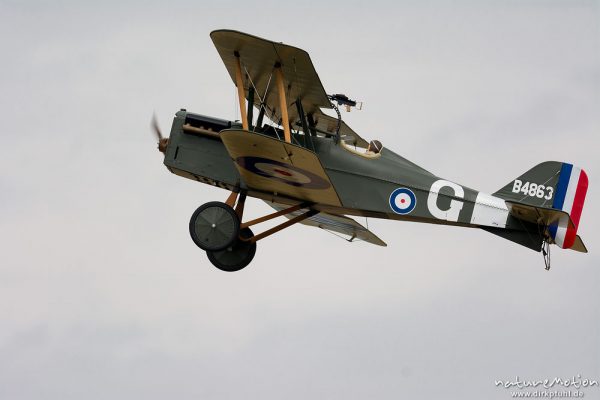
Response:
[548,163,588,249]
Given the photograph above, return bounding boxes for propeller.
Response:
[152,113,169,153]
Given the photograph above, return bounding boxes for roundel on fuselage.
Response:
[389,188,417,214]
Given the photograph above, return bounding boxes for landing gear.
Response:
[188,191,318,272]
[206,228,256,272]
[189,201,240,251]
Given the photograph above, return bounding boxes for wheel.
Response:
[207,228,257,272]
[189,201,240,251]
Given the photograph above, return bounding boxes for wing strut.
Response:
[274,63,291,143]
[247,86,254,128]
[234,51,249,130]
[295,99,313,151]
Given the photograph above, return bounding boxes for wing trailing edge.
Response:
[266,202,386,247]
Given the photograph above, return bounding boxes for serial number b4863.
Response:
[512,179,553,200]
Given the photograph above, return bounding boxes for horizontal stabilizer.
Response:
[506,201,575,230]
[569,236,588,253]
[267,202,387,247]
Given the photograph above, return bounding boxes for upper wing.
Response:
[211,29,331,125]
[309,111,369,148]
[211,29,370,148]
[266,202,387,247]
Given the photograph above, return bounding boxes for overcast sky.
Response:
[0,1,599,399]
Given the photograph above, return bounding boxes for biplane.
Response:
[153,29,589,271]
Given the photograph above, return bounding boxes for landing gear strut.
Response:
[188,190,317,272]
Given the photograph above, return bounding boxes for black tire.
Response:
[189,201,240,251]
[207,228,257,272]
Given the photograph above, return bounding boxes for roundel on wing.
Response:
[235,156,331,189]
[389,187,417,214]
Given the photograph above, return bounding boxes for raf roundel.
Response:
[235,156,331,189]
[389,188,417,215]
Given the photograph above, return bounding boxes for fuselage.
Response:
[164,110,532,246]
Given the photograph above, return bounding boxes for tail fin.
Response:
[494,161,588,250]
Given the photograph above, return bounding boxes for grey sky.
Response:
[0,1,599,399]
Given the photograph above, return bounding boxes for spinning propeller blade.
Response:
[151,113,169,153]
